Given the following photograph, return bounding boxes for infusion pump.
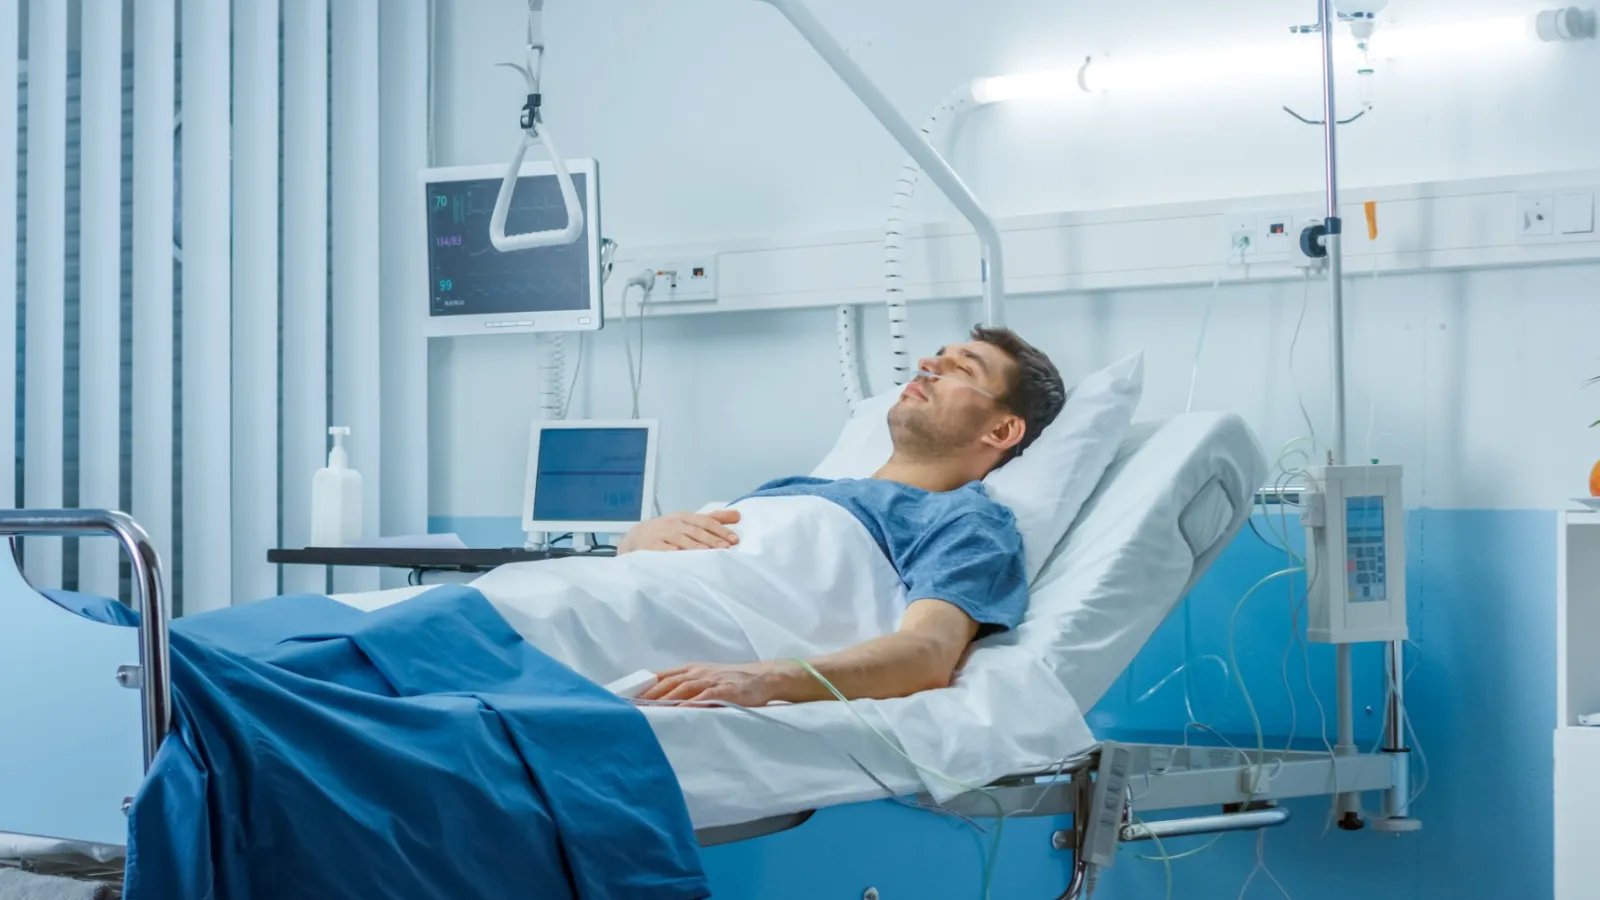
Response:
[1301,464,1408,645]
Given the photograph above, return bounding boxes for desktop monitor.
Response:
[522,419,659,536]
[421,159,603,337]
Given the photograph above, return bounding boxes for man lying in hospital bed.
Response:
[354,326,1093,710]
[595,326,1063,706]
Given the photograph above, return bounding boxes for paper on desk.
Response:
[343,533,469,551]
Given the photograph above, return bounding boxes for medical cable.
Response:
[560,333,586,420]
[633,698,991,834]
[916,368,997,400]
[621,270,655,419]
[836,84,979,410]
[1289,271,1321,458]
[639,681,1070,900]
[1186,246,1250,414]
[1257,440,1345,829]
[1228,567,1305,801]
[620,284,641,417]
[1265,442,1349,833]
[634,287,649,417]
[1124,804,1176,900]
[786,658,1008,900]
[540,333,569,419]
[1365,643,1429,809]
[1123,566,1304,869]
[1133,654,1231,710]
[836,306,866,413]
[1237,831,1292,900]
[880,86,978,388]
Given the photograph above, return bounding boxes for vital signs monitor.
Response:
[421,159,603,337]
[522,420,659,537]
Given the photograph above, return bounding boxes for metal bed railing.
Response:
[0,510,171,769]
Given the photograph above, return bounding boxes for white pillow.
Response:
[809,352,1145,583]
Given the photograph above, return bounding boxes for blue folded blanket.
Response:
[53,585,708,900]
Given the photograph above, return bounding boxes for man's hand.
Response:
[618,509,742,555]
[640,660,801,707]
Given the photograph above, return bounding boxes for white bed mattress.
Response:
[652,412,1266,828]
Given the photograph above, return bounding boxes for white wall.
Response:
[432,265,1600,516]
[428,0,1600,520]
[435,0,1600,242]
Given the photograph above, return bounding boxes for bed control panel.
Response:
[1301,464,1408,644]
[1083,743,1132,869]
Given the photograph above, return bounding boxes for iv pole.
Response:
[1305,0,1414,831]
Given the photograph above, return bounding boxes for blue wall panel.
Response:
[700,509,1555,900]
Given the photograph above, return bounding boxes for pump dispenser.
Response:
[310,427,363,547]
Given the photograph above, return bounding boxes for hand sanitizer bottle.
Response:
[310,427,362,546]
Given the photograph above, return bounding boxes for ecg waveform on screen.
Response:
[440,190,570,227]
[426,174,593,318]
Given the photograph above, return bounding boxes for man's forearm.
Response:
[768,631,960,703]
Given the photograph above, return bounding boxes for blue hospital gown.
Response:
[742,477,1028,632]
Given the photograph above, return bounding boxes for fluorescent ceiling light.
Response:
[970,68,1079,104]
[969,7,1592,105]
[1366,16,1530,59]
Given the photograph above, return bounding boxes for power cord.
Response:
[560,332,586,420]
[1186,244,1252,414]
[1288,272,1322,459]
[622,269,656,419]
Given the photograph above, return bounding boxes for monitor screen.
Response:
[425,172,593,318]
[532,427,651,524]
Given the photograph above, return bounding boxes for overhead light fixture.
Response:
[1367,15,1533,59]
[968,6,1594,104]
[969,68,1080,104]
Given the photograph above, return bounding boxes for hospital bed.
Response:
[0,412,1403,898]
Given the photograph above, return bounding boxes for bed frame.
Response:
[0,509,1416,899]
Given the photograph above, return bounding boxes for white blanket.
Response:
[345,496,909,687]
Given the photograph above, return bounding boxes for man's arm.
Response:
[639,599,979,706]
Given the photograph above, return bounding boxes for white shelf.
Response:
[1559,514,1600,727]
[1556,728,1600,900]
[1557,516,1600,900]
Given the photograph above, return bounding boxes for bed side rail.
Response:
[0,509,171,769]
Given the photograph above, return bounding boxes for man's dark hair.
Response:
[971,325,1067,462]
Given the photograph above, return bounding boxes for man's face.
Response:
[888,340,1017,459]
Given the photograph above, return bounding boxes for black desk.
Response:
[268,546,616,578]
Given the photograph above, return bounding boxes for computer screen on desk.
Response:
[522,420,658,536]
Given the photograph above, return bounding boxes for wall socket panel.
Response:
[636,257,718,303]
[1517,189,1598,244]
[1222,208,1323,260]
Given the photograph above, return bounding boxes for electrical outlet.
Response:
[1224,215,1256,259]
[1521,196,1555,238]
[637,257,717,303]
[1515,189,1600,244]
